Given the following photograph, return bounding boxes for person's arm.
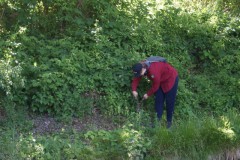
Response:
[131,77,142,98]
[146,72,161,97]
[131,77,142,92]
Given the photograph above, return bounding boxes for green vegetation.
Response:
[0,0,240,159]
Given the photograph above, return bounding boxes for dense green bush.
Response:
[0,0,239,120]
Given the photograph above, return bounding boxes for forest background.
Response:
[0,0,240,159]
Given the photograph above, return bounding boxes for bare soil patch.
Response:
[30,112,117,135]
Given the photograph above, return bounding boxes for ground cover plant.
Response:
[0,0,240,159]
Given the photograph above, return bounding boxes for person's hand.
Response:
[132,91,138,99]
[143,94,148,100]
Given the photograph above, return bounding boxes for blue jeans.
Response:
[154,76,179,123]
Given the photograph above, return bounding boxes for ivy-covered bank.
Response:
[0,0,240,159]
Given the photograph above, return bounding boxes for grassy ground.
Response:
[0,108,240,159]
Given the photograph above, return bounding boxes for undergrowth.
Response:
[0,0,240,159]
[0,109,240,159]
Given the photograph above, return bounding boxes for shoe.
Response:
[167,121,172,129]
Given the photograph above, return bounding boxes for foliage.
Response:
[0,109,240,159]
[0,0,240,158]
[0,40,27,123]
[1,0,239,118]
[147,110,240,159]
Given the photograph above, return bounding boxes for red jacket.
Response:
[131,62,178,97]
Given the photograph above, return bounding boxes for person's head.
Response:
[132,62,147,77]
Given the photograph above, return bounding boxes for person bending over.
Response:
[131,56,179,128]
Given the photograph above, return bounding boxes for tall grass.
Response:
[147,109,240,159]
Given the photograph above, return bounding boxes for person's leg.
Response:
[155,87,165,120]
[166,76,179,128]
